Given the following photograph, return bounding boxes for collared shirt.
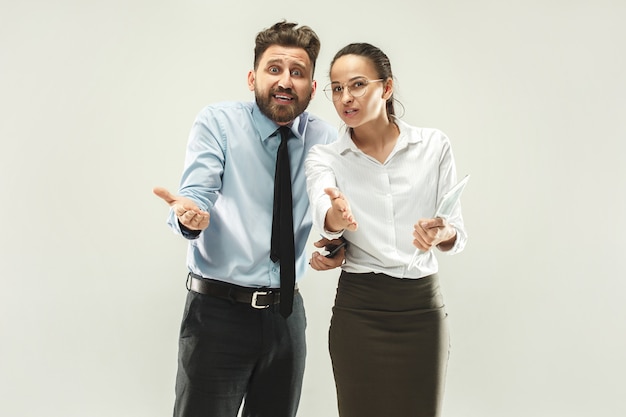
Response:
[305,118,467,279]
[167,101,336,288]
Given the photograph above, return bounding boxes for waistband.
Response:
[187,273,298,309]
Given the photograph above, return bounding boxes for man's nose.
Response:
[278,72,293,89]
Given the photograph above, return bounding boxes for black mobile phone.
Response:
[325,240,348,258]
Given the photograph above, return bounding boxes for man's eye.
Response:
[291,70,302,76]
[269,67,280,73]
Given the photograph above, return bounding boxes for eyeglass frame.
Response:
[323,78,384,101]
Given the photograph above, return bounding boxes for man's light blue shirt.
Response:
[167,101,336,288]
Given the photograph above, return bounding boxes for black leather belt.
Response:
[187,273,297,309]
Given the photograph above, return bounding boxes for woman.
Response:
[305,43,467,417]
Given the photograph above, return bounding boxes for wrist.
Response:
[324,209,344,233]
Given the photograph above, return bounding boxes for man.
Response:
[154,21,343,417]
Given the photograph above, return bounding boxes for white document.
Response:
[408,174,470,270]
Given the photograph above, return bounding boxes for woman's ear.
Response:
[382,78,394,100]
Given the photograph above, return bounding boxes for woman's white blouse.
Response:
[305,118,467,279]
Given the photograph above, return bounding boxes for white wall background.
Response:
[1,1,625,416]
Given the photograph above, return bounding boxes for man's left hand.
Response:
[309,237,345,271]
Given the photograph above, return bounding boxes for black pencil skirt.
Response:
[329,271,450,417]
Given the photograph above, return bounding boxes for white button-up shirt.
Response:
[305,118,467,279]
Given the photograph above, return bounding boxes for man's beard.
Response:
[255,87,312,124]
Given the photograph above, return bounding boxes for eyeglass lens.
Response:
[325,78,371,101]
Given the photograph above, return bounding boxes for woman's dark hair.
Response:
[254,20,321,77]
[330,43,396,117]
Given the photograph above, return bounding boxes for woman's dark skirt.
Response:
[329,271,450,417]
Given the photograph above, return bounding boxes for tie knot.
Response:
[278,126,291,142]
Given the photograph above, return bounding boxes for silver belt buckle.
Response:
[251,291,270,309]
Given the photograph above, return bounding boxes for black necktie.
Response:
[271,126,295,318]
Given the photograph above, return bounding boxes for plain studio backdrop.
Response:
[1,1,625,416]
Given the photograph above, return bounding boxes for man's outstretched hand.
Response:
[153,187,210,231]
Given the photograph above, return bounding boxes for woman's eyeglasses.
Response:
[323,78,384,101]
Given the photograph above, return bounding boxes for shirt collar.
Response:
[394,117,423,149]
[335,117,422,155]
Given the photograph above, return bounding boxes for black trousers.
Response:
[330,271,449,417]
[173,287,307,417]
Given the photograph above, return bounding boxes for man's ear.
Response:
[247,70,255,91]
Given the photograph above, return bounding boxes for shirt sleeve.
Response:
[305,144,344,239]
[435,134,467,255]
[165,107,226,238]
